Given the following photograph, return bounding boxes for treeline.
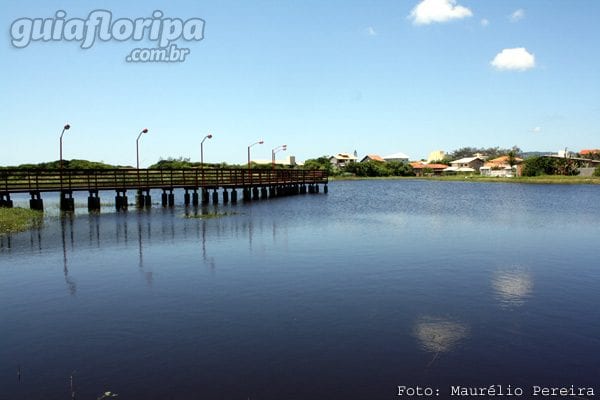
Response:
[444,146,522,162]
[0,159,128,170]
[149,157,291,170]
[302,156,414,177]
[521,156,590,177]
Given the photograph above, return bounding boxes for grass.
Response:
[0,207,44,235]
[331,174,600,185]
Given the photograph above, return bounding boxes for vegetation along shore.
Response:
[0,208,43,235]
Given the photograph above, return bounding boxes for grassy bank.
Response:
[0,208,44,235]
[331,175,600,185]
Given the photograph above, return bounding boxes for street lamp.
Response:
[272,144,287,170]
[247,139,264,169]
[59,123,71,170]
[201,133,213,167]
[136,128,149,170]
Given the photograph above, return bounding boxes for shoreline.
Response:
[329,175,600,185]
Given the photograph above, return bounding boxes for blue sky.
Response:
[2,0,599,166]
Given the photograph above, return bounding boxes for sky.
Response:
[2,0,599,166]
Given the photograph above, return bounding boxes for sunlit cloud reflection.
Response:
[414,316,469,354]
[493,269,533,307]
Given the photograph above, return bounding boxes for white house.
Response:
[382,152,410,163]
[329,153,358,167]
[444,156,485,173]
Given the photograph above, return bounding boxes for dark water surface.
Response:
[1,180,599,399]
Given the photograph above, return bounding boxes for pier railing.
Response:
[0,168,329,194]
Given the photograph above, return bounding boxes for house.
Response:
[580,149,600,157]
[427,150,446,163]
[253,156,297,167]
[479,155,523,177]
[382,152,410,163]
[443,156,485,173]
[410,162,448,176]
[360,154,385,163]
[329,153,358,167]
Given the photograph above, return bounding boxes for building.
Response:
[253,156,297,167]
[580,149,600,157]
[360,154,385,163]
[479,155,523,177]
[410,162,448,176]
[382,152,410,163]
[443,156,485,173]
[329,153,358,167]
[427,150,446,163]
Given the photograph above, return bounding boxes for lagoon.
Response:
[1,180,599,399]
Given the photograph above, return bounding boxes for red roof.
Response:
[411,163,448,169]
[580,149,600,155]
[362,154,385,162]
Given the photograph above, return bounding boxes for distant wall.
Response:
[578,168,596,177]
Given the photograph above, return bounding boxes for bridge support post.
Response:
[0,193,10,207]
[301,184,307,194]
[29,192,43,211]
[192,190,199,206]
[243,188,250,201]
[222,189,229,204]
[308,184,314,193]
[252,187,259,200]
[60,190,75,212]
[161,190,168,207]
[88,190,100,212]
[136,189,145,209]
[115,190,128,211]
[269,186,276,198]
[231,189,238,204]
[324,184,328,194]
[261,187,268,199]
[184,190,190,206]
[168,190,175,207]
[315,184,320,193]
[202,189,210,205]
[212,189,218,204]
[144,190,152,208]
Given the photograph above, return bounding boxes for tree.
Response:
[303,156,335,175]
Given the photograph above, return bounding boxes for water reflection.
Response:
[60,214,77,296]
[492,269,533,307]
[414,316,469,354]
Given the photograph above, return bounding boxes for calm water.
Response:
[1,180,599,399]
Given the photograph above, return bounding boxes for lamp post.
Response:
[59,123,71,170]
[272,144,287,170]
[136,128,149,170]
[247,140,264,169]
[200,133,213,167]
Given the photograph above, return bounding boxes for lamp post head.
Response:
[64,124,71,130]
[259,140,264,145]
[142,128,149,134]
[283,145,287,150]
[207,134,213,139]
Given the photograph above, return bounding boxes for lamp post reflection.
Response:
[60,215,77,296]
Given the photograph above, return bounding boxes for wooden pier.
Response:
[0,168,328,211]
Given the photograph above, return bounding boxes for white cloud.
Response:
[531,126,542,133]
[366,26,377,36]
[510,9,525,22]
[491,47,536,71]
[480,18,489,27]
[409,0,473,25]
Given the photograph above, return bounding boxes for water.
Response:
[1,180,599,399]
